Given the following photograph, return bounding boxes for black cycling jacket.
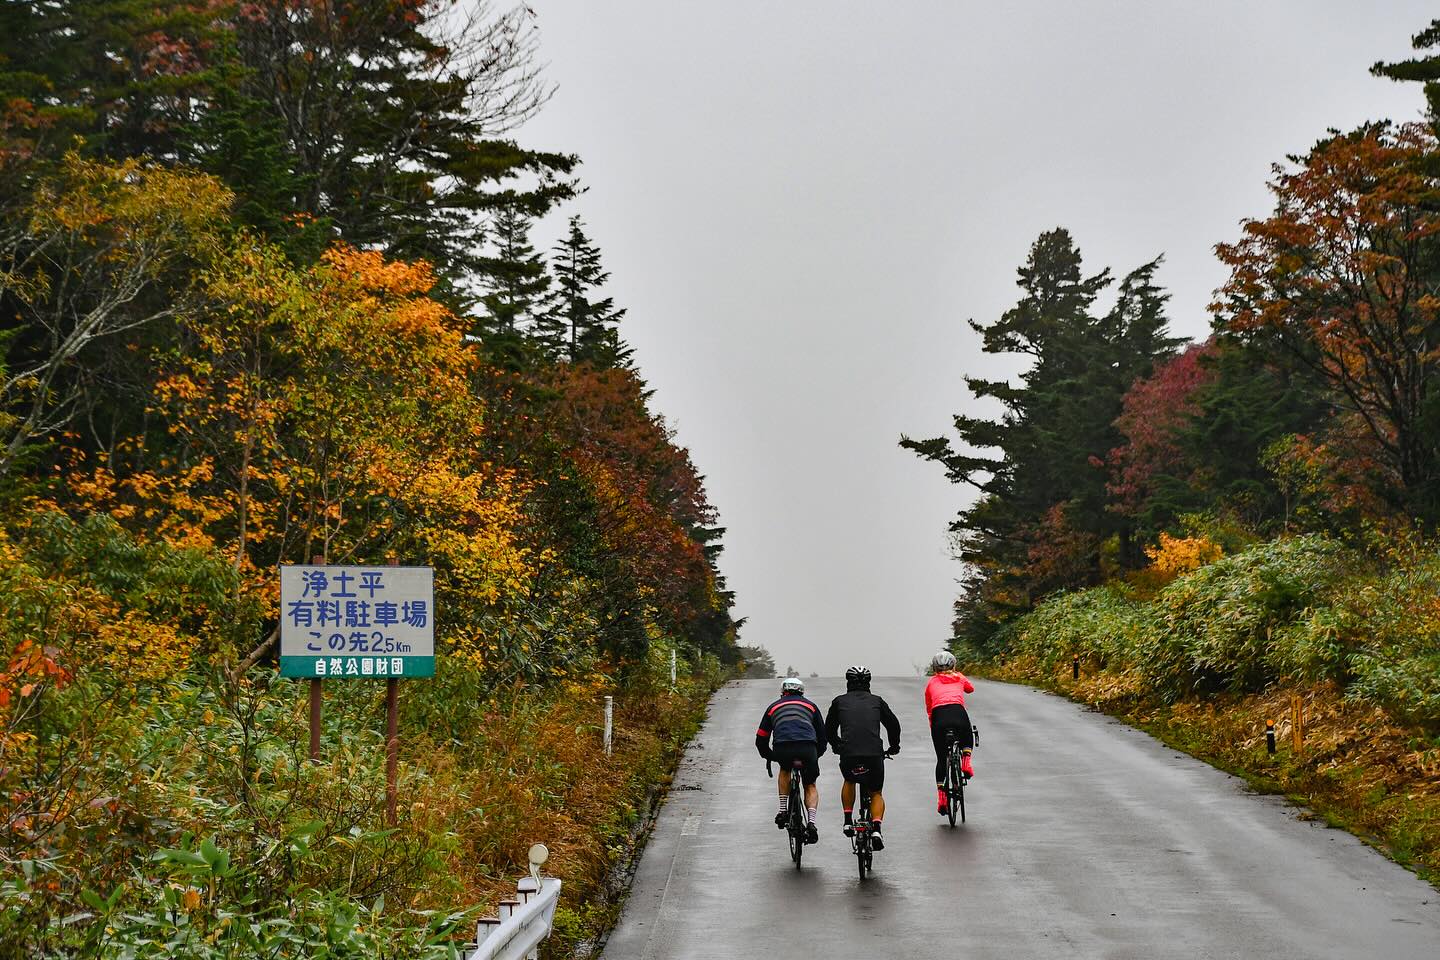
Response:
[825,688,901,757]
[755,693,827,759]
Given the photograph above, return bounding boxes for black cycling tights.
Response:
[929,703,973,784]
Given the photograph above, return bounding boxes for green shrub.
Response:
[1347,649,1440,731]
[1004,586,1155,672]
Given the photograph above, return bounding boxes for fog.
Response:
[507,2,1433,673]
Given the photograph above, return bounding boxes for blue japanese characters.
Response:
[278,565,435,678]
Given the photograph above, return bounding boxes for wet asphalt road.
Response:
[600,677,1440,959]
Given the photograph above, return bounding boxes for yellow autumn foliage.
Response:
[94,612,191,683]
[1144,532,1224,581]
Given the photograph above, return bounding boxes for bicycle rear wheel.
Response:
[946,752,959,828]
[788,771,805,866]
[789,809,804,866]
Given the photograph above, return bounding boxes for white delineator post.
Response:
[670,648,677,690]
[603,695,614,756]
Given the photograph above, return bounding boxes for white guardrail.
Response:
[466,875,563,960]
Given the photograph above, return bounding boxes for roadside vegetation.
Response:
[0,2,749,956]
[906,17,1440,883]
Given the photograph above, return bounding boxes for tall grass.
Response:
[1004,534,1440,729]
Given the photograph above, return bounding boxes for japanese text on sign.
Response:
[279,565,434,678]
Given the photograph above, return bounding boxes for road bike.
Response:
[942,724,979,827]
[847,750,894,880]
[768,757,809,869]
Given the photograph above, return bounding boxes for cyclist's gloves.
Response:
[887,744,900,756]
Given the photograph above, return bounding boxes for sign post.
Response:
[309,554,324,762]
[384,559,400,826]
[280,562,434,820]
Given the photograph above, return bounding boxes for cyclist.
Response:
[824,665,900,850]
[755,676,827,844]
[925,650,976,815]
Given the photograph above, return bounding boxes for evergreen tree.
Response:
[474,204,552,366]
[1161,340,1328,530]
[1373,19,1440,126]
[0,1,576,282]
[546,216,630,366]
[902,228,1178,632]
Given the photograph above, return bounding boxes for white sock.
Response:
[806,807,818,824]
[778,795,788,814]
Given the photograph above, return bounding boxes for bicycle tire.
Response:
[958,775,966,824]
[789,778,805,867]
[856,837,867,880]
[947,750,959,828]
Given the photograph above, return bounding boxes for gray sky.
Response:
[509,2,1434,674]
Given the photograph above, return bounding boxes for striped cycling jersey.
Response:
[756,693,826,748]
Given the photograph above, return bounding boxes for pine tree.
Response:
[546,217,630,366]
[902,228,1178,632]
[0,1,576,284]
[1373,19,1440,126]
[474,204,551,367]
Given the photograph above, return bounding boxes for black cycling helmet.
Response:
[844,664,872,688]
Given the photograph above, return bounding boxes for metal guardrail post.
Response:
[467,877,563,960]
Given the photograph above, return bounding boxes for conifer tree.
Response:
[474,203,551,366]
[547,216,630,366]
[902,228,1178,633]
[1373,19,1440,126]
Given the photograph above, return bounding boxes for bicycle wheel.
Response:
[856,835,867,880]
[789,817,803,866]
[946,752,959,828]
[958,775,966,824]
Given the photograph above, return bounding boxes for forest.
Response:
[0,2,741,955]
[907,17,1440,877]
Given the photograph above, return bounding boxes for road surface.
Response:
[601,677,1440,959]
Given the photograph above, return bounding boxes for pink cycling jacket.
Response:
[924,671,975,721]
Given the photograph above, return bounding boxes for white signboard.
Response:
[279,565,434,678]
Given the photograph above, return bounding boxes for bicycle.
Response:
[847,750,894,880]
[942,724,979,827]
[767,757,809,869]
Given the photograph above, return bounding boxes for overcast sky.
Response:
[507,2,1435,675]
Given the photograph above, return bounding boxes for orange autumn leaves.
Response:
[1215,122,1440,507]
[64,227,538,636]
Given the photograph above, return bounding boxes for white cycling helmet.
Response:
[781,676,805,694]
[931,650,957,672]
